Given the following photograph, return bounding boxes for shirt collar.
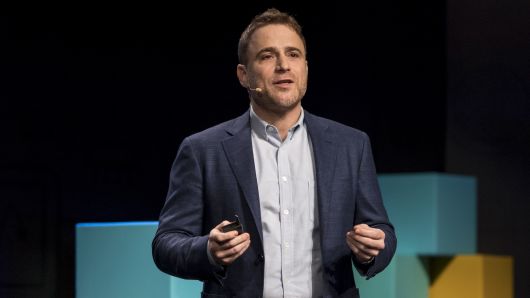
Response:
[250,105,304,143]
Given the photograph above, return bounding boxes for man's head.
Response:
[238,8,306,66]
[236,9,308,116]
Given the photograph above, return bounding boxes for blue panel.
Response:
[378,172,476,254]
[435,175,477,254]
[76,222,202,298]
[379,174,437,254]
[76,221,159,227]
[354,256,429,298]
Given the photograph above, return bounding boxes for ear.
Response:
[236,64,249,88]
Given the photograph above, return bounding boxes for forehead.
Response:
[248,24,305,54]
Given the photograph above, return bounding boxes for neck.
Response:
[251,102,302,141]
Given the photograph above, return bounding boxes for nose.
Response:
[275,55,290,72]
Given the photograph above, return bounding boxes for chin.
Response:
[277,93,301,105]
[253,93,302,114]
[276,98,300,109]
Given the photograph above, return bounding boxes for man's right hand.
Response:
[208,221,251,266]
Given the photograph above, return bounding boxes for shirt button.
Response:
[283,209,289,215]
[285,242,290,248]
[281,176,287,182]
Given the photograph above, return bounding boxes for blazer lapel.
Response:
[304,111,338,229]
[221,111,263,242]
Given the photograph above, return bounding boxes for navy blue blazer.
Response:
[153,110,396,298]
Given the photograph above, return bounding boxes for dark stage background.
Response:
[1,1,529,297]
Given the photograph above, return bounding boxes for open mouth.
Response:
[273,79,294,86]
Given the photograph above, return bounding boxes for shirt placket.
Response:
[277,140,294,295]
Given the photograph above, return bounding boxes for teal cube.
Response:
[379,172,477,254]
[76,222,202,298]
[354,256,429,298]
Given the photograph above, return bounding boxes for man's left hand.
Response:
[346,224,385,263]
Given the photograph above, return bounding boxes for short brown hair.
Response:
[238,8,306,65]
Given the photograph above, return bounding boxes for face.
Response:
[237,24,308,115]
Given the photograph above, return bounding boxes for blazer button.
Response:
[256,254,264,264]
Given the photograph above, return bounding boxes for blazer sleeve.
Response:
[152,137,216,281]
[352,133,397,279]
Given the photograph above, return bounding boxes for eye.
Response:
[260,53,274,60]
[288,51,301,58]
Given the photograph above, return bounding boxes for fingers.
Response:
[217,240,251,265]
[346,235,381,257]
[353,224,385,240]
[346,225,386,262]
[347,232,385,250]
[209,220,251,265]
[211,221,239,242]
[218,233,250,251]
[213,234,251,265]
[346,238,374,262]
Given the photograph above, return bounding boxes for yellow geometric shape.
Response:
[429,254,513,298]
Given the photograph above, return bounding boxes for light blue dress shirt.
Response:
[250,106,324,298]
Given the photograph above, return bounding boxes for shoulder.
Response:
[305,111,369,141]
[182,111,249,147]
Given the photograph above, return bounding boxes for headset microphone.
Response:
[248,87,262,93]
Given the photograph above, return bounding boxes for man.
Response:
[152,8,396,298]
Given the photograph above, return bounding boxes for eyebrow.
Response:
[255,46,304,59]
